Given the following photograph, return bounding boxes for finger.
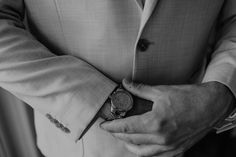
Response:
[178,127,210,153]
[100,115,145,133]
[170,127,211,156]
[124,143,175,157]
[164,124,213,150]
[122,79,154,100]
[113,133,167,145]
[152,150,184,157]
[175,154,184,157]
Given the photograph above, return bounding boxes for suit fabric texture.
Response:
[0,0,236,157]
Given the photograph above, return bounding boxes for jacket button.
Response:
[63,127,71,133]
[46,114,52,120]
[137,38,152,52]
[56,122,63,128]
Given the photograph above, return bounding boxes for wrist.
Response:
[201,81,234,107]
[202,81,236,132]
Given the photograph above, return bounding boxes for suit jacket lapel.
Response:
[135,0,159,49]
[135,0,144,10]
[139,0,159,35]
[132,0,159,79]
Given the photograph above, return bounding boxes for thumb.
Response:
[122,79,154,100]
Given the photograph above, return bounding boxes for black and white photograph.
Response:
[0,0,236,157]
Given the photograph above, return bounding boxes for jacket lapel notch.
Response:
[140,0,159,31]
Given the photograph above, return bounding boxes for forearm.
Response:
[201,81,236,121]
[0,0,117,142]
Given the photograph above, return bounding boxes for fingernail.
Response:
[99,123,105,129]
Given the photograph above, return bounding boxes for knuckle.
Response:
[160,135,171,145]
[153,133,173,145]
[154,118,177,134]
[151,118,165,133]
[163,134,177,145]
[150,118,178,145]
[121,123,130,133]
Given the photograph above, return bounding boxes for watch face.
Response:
[111,90,133,112]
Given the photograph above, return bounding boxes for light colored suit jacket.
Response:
[0,0,236,157]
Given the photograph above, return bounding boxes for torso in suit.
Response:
[0,0,235,157]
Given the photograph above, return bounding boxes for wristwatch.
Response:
[214,108,236,134]
[106,85,134,120]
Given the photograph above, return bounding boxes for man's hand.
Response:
[98,86,153,120]
[100,79,235,157]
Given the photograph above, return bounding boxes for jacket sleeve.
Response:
[202,0,236,98]
[0,0,117,142]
